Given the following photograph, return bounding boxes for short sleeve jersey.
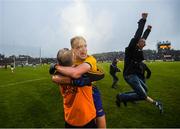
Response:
[60,55,97,126]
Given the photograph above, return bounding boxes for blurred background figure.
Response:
[110,58,121,89]
[10,64,14,73]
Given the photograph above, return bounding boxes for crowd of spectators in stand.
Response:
[93,49,180,62]
[0,54,56,68]
[0,49,180,68]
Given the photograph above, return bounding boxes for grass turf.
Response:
[0,62,180,127]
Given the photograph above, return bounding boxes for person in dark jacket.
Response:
[110,58,121,89]
[116,13,163,114]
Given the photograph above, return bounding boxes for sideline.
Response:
[0,78,49,88]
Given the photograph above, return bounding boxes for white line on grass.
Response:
[0,78,49,88]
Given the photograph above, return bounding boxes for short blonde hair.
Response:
[57,48,73,66]
[70,36,86,49]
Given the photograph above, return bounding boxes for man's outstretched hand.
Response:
[147,25,152,30]
[72,75,91,86]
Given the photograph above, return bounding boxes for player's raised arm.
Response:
[142,25,152,40]
[128,13,148,49]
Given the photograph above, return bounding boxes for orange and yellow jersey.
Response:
[60,55,97,126]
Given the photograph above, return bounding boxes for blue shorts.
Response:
[92,86,105,117]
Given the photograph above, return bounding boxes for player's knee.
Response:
[96,114,106,128]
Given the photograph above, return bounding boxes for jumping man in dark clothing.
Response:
[116,13,163,114]
[110,58,121,89]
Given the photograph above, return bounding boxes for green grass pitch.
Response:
[0,62,180,127]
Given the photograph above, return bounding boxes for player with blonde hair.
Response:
[50,36,106,128]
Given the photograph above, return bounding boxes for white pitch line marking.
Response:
[0,78,49,87]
